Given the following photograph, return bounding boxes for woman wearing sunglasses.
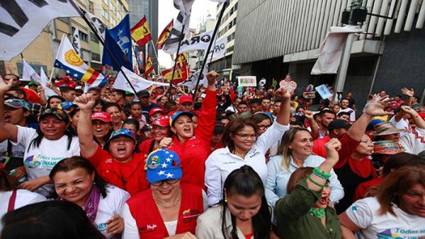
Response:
[122,149,207,239]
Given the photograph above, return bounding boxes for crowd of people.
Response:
[0,71,424,239]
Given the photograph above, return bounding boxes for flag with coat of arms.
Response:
[54,35,105,87]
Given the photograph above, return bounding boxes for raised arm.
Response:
[74,94,98,158]
[275,88,291,125]
[275,139,342,220]
[0,77,18,142]
[195,72,217,141]
[347,94,391,141]
[401,105,425,129]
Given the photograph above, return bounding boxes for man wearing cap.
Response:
[76,94,149,195]
[91,112,113,147]
[122,149,205,239]
[178,95,194,112]
[0,98,32,184]
[312,119,350,158]
[138,116,171,158]
[163,72,218,188]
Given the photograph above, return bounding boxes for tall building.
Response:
[233,0,425,107]
[209,0,239,81]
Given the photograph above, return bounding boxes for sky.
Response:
[157,0,218,68]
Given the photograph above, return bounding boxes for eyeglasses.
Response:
[235,133,257,140]
[257,124,271,130]
[151,179,179,186]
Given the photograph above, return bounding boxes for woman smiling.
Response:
[49,156,129,238]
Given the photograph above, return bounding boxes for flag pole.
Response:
[169,24,186,86]
[68,0,138,96]
[192,1,228,100]
[148,40,159,70]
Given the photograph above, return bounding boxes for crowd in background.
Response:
[0,71,424,239]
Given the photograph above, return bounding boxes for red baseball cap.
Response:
[91,112,112,123]
[152,116,170,127]
[149,107,164,117]
[178,95,193,104]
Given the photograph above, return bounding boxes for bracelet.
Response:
[313,167,331,180]
[307,176,324,189]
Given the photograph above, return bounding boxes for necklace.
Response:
[309,207,326,218]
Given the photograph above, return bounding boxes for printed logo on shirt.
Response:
[24,154,63,169]
[376,228,425,238]
[182,208,201,222]
[140,224,158,232]
[97,223,107,232]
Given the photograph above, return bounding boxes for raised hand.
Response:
[325,138,341,165]
[276,87,291,100]
[206,71,219,86]
[400,105,418,116]
[74,94,95,111]
[401,87,414,97]
[363,94,392,116]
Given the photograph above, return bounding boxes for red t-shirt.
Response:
[353,177,384,201]
[312,136,331,158]
[87,146,149,195]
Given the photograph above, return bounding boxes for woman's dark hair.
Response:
[47,95,65,107]
[49,156,107,198]
[377,165,425,215]
[222,118,258,152]
[252,112,272,125]
[123,118,140,132]
[382,152,421,176]
[102,102,122,112]
[286,167,313,194]
[221,165,270,239]
[27,108,73,152]
[1,201,105,239]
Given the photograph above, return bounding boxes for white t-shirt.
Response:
[16,126,80,196]
[346,197,425,239]
[0,190,46,231]
[95,185,130,238]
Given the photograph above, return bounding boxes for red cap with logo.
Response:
[91,112,112,123]
[152,116,170,127]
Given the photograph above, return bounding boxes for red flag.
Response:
[131,16,152,46]
[157,20,173,49]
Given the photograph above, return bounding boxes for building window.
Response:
[89,1,94,14]
[90,33,99,43]
[92,53,100,61]
[80,32,88,42]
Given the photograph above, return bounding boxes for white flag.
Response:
[72,27,81,55]
[114,67,168,93]
[208,0,228,2]
[208,37,227,62]
[0,0,79,60]
[21,60,40,82]
[83,9,106,40]
[39,67,57,97]
[311,26,361,75]
[173,0,195,16]
[54,35,104,87]
[182,68,208,90]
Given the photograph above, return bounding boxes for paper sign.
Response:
[315,84,332,99]
[237,76,257,87]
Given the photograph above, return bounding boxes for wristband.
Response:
[307,175,324,189]
[313,167,331,180]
